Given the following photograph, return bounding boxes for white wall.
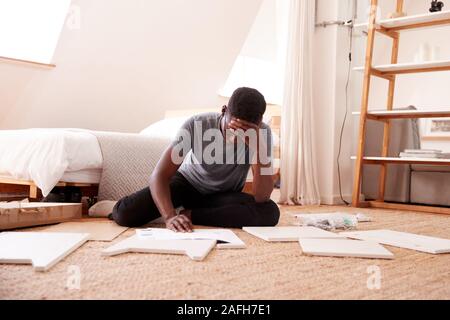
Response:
[219,0,289,105]
[314,0,355,204]
[0,0,262,132]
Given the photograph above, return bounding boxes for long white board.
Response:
[341,230,450,254]
[243,226,344,242]
[299,238,394,260]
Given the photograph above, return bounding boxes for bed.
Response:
[0,128,103,200]
[0,107,281,201]
[0,128,171,201]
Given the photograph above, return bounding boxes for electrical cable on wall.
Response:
[336,20,354,206]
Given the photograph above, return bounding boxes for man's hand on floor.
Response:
[165,212,193,233]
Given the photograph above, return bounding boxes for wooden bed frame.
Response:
[0,178,98,201]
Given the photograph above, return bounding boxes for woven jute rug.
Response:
[1,204,449,300]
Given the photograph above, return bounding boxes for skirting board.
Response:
[299,238,394,260]
[0,232,89,271]
[320,194,355,205]
[102,234,216,261]
[341,230,450,254]
[43,220,128,241]
[242,226,345,242]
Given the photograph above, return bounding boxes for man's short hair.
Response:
[228,87,266,124]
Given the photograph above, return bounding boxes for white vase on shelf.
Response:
[430,45,441,61]
[414,42,431,63]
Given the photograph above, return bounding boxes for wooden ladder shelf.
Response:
[352,0,450,215]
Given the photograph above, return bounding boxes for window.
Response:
[0,0,72,64]
[219,0,289,105]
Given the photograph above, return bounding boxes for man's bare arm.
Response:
[149,146,192,232]
[251,134,274,202]
[251,162,274,203]
[229,118,274,203]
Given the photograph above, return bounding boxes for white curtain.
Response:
[279,0,320,205]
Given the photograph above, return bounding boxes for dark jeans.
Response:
[112,172,280,228]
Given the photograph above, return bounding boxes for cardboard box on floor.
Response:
[0,202,82,230]
[43,220,128,241]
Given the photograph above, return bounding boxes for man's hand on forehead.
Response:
[227,118,262,148]
[229,118,260,132]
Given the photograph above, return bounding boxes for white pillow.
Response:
[139,117,188,140]
[88,200,117,218]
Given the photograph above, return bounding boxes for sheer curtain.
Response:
[279,0,320,205]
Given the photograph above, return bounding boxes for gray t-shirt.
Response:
[172,113,272,194]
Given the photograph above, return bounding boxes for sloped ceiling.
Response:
[0,0,262,132]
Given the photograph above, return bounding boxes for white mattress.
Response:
[0,128,103,196]
[60,168,102,184]
[0,168,102,185]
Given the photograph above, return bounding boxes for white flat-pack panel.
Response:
[0,232,89,271]
[102,234,216,261]
[243,226,344,242]
[299,238,394,260]
[341,230,450,254]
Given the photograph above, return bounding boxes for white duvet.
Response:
[0,128,103,196]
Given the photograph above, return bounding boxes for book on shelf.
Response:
[399,152,450,159]
[403,149,442,154]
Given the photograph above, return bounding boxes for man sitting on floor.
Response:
[112,87,280,232]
